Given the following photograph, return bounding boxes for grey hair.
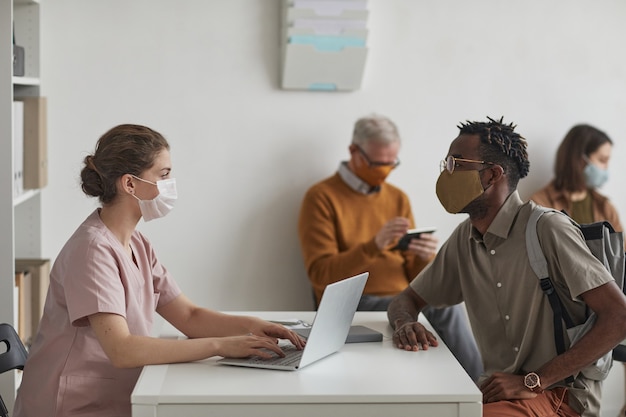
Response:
[351,114,401,146]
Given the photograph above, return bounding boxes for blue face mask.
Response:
[584,161,609,189]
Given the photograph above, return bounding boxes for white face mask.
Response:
[131,175,177,221]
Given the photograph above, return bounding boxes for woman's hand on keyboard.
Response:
[245,318,307,351]
[216,334,291,359]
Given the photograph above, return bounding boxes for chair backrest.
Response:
[0,323,28,374]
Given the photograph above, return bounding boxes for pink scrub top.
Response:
[14,210,182,417]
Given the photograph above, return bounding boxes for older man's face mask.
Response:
[354,164,395,187]
[353,145,399,187]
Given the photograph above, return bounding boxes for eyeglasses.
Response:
[440,155,494,173]
[357,146,400,168]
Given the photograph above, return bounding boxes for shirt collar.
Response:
[488,190,524,238]
[470,190,524,241]
[337,161,381,195]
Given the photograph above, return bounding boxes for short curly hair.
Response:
[458,116,530,190]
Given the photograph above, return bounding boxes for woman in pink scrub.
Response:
[14,124,304,417]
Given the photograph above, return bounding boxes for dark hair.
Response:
[458,116,529,190]
[553,124,612,192]
[80,124,170,204]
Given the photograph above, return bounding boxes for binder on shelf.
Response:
[14,96,47,189]
[14,269,33,346]
[15,259,50,348]
[12,101,24,198]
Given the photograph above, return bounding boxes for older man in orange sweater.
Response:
[298,114,482,382]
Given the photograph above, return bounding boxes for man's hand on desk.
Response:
[392,321,439,351]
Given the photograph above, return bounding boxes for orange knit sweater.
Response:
[298,173,432,303]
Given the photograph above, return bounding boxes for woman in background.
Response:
[14,124,304,417]
[530,124,623,233]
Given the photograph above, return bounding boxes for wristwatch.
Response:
[524,372,541,392]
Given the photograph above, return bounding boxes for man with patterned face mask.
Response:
[298,113,483,382]
[387,117,626,417]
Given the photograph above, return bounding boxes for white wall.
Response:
[39,0,626,312]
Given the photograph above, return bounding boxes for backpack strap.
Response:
[526,206,623,382]
[526,207,552,280]
[525,206,576,384]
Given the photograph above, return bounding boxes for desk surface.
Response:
[132,311,482,417]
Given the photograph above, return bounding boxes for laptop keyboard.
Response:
[247,344,303,366]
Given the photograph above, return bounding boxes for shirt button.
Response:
[496,282,502,288]
[513,346,519,352]
[505,315,510,320]
[490,249,496,255]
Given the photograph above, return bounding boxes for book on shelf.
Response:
[14,269,32,347]
[14,259,50,349]
[12,101,24,198]
[14,96,48,190]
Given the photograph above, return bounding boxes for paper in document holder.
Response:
[289,0,368,17]
[284,0,369,19]
[281,43,368,91]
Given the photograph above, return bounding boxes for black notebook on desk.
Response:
[295,325,382,343]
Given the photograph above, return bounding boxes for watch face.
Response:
[524,372,539,389]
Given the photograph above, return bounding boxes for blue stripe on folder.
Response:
[289,35,365,52]
[308,83,337,91]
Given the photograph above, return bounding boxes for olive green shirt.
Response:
[411,191,613,416]
[570,193,594,225]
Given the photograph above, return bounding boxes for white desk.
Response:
[132,311,482,417]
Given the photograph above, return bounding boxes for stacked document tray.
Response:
[281,0,369,91]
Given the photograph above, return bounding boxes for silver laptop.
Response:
[217,272,368,371]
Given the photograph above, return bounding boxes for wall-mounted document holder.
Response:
[281,0,369,91]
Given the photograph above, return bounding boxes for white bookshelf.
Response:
[12,76,39,86]
[0,0,43,414]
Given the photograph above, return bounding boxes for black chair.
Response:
[0,324,28,417]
